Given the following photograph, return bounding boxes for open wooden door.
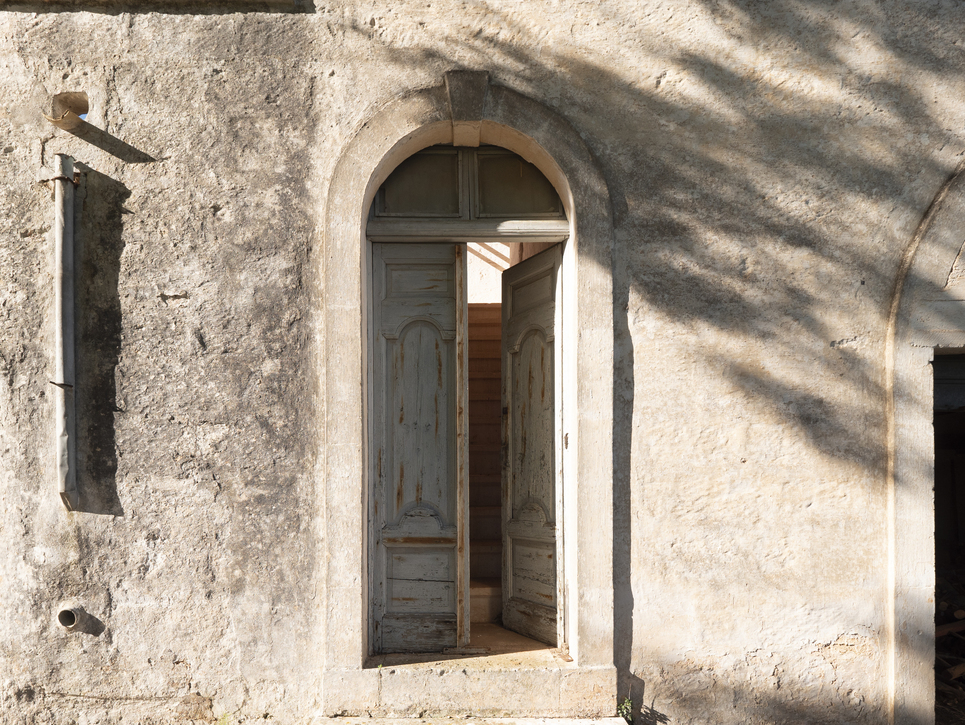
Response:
[501,244,562,646]
[371,242,469,653]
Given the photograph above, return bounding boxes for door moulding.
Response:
[318,70,616,716]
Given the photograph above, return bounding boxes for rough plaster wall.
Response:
[607,4,963,723]
[0,12,323,724]
[1,1,965,723]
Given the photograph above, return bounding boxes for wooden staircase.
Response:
[469,303,503,622]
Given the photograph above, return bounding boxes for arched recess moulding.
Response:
[889,160,965,725]
[318,71,616,717]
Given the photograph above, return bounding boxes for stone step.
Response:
[470,539,501,580]
[470,505,502,539]
[322,662,617,718]
[470,577,502,622]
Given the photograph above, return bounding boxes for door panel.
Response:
[388,321,455,517]
[372,243,462,653]
[501,244,561,645]
[511,329,555,509]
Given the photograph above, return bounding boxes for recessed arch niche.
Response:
[317,71,617,716]
[890,160,965,724]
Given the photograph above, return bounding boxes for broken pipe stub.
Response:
[55,605,105,636]
[44,92,89,132]
[57,607,83,631]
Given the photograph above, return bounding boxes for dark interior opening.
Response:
[934,354,965,720]
[468,302,503,626]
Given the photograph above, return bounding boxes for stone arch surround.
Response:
[889,160,965,725]
[316,71,617,716]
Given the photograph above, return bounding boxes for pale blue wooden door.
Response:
[371,242,461,653]
[501,244,561,645]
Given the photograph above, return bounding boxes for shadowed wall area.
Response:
[2,2,965,723]
[73,166,128,516]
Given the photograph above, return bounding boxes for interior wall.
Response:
[467,242,508,303]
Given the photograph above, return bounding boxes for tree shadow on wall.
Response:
[330,1,965,720]
[72,166,128,516]
[8,0,962,719]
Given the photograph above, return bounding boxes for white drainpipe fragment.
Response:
[52,154,77,511]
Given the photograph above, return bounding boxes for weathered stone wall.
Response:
[2,2,965,723]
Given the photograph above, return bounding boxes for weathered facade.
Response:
[3,1,965,723]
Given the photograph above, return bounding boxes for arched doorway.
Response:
[318,71,617,716]
[365,145,569,654]
[889,162,965,723]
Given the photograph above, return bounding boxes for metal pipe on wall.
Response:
[57,607,81,631]
[52,154,77,511]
